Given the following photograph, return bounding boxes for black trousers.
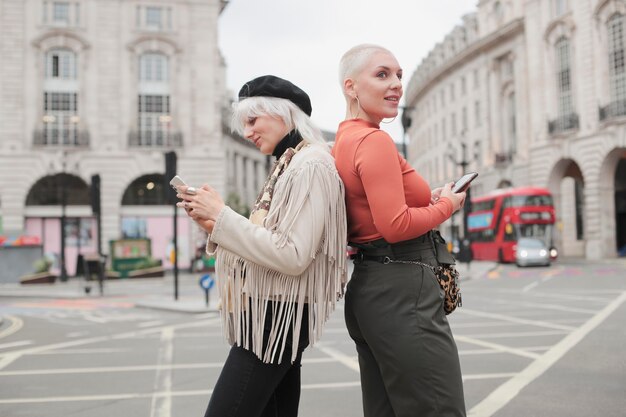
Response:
[345,235,466,417]
[204,304,310,417]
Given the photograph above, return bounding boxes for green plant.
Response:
[33,257,52,274]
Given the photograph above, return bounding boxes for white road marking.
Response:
[0,357,346,377]
[0,317,220,359]
[0,372,530,404]
[522,281,539,292]
[468,291,626,417]
[458,309,576,331]
[463,372,517,380]
[0,316,23,339]
[0,340,33,350]
[454,335,540,359]
[459,330,568,339]
[150,328,173,417]
[313,344,360,372]
[31,348,128,355]
[138,321,164,328]
[0,353,22,371]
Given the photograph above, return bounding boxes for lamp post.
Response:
[59,155,68,282]
[447,133,480,263]
[400,106,414,159]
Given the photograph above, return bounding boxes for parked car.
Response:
[515,238,552,267]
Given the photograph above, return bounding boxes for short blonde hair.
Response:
[338,44,392,88]
[230,96,327,146]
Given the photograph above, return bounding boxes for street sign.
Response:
[199,274,214,290]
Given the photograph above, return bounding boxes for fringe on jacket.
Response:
[212,157,347,363]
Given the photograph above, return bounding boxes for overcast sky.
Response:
[218,0,478,141]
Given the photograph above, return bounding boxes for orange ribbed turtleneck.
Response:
[332,119,453,244]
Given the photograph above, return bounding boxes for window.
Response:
[507,92,516,153]
[139,53,168,82]
[137,95,171,146]
[450,83,455,101]
[608,14,626,102]
[462,107,468,131]
[475,101,481,127]
[41,48,80,146]
[451,113,457,136]
[440,90,445,107]
[442,118,447,140]
[43,92,79,145]
[138,6,173,31]
[461,76,466,95]
[121,174,167,205]
[46,49,77,80]
[553,0,568,18]
[494,1,503,21]
[53,2,70,24]
[146,7,162,29]
[136,53,173,146]
[473,69,479,89]
[555,37,573,116]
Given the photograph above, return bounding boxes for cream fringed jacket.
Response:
[206,143,348,364]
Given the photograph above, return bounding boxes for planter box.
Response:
[20,272,57,285]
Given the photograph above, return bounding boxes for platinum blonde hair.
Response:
[338,44,393,95]
[231,96,328,147]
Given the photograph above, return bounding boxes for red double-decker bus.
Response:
[468,187,557,263]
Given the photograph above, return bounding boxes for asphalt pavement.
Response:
[0,259,499,315]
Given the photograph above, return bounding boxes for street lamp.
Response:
[400,106,414,159]
[446,132,480,262]
[59,153,69,282]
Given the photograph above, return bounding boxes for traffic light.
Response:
[90,174,101,214]
[164,151,177,204]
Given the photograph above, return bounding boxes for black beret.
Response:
[238,75,312,116]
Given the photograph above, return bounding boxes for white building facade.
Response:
[405,0,626,259]
[0,0,266,274]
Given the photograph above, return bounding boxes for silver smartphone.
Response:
[452,172,478,193]
[169,175,195,194]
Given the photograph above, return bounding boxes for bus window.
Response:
[472,200,496,212]
[511,195,553,207]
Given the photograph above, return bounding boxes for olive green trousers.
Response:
[345,236,466,417]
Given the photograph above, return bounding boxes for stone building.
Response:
[405,0,626,259]
[0,0,266,275]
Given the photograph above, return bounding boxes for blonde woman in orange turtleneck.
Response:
[332,44,467,417]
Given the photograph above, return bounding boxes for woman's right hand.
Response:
[439,182,466,212]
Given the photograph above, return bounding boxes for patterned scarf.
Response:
[249,139,308,225]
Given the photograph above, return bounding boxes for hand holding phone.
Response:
[452,172,478,193]
[169,175,196,195]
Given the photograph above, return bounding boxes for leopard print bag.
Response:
[385,231,462,315]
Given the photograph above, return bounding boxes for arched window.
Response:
[45,48,77,80]
[608,13,626,103]
[134,53,173,146]
[25,174,89,205]
[41,48,81,146]
[121,174,167,205]
[139,53,168,82]
[555,37,573,117]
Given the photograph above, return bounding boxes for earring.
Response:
[350,96,361,119]
[381,116,397,124]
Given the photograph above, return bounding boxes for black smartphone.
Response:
[452,172,478,193]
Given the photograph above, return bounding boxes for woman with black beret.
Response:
[176,75,347,417]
